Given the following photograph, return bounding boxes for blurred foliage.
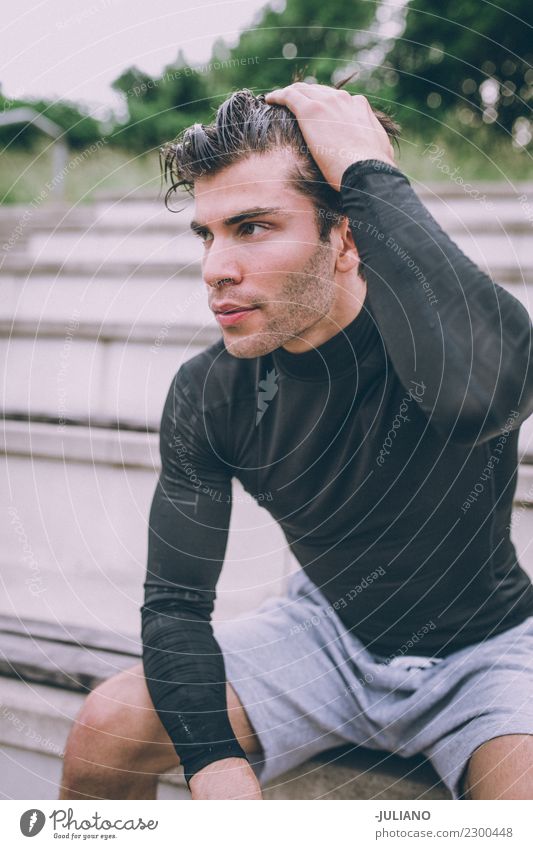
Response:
[107,0,379,152]
[208,0,379,93]
[109,50,209,150]
[381,0,533,145]
[0,0,531,188]
[0,93,103,150]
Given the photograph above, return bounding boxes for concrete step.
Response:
[0,675,189,800]
[261,747,450,799]
[0,272,212,329]
[0,332,205,429]
[0,421,293,637]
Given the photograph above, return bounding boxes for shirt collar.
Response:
[272,294,379,381]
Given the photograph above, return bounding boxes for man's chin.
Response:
[222,331,287,359]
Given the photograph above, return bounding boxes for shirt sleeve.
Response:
[340,159,533,445]
[141,365,248,786]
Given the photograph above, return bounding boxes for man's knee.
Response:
[62,661,261,789]
[64,664,178,777]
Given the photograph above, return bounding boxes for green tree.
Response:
[209,0,381,96]
[110,52,210,151]
[383,0,533,144]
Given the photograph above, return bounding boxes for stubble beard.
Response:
[223,239,335,359]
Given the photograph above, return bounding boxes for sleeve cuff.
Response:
[182,741,249,789]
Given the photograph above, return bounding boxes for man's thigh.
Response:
[213,572,382,786]
[415,615,533,800]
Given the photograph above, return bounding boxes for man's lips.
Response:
[214,306,259,327]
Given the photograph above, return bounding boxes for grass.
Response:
[397,132,533,185]
[0,143,162,205]
[1,133,532,205]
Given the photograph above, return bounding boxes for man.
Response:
[60,84,533,801]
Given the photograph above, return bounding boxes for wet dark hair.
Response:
[161,74,400,241]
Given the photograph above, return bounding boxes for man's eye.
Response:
[194,230,212,243]
[194,223,269,243]
[239,222,269,237]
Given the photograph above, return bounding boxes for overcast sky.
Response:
[1,0,269,117]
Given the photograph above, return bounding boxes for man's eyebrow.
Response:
[190,207,288,233]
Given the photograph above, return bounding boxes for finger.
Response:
[350,93,371,106]
[349,94,385,129]
[264,82,326,105]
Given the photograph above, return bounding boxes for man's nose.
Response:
[202,241,244,289]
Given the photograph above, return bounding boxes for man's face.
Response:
[191,148,339,358]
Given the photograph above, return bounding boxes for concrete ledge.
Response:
[1,419,159,467]
[0,615,140,692]
[261,746,451,800]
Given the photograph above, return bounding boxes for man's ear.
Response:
[333,216,360,274]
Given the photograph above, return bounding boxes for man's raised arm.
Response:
[141,366,251,794]
[339,158,533,445]
[264,84,533,446]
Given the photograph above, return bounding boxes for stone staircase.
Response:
[1,180,532,799]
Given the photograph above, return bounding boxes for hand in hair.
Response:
[264,83,396,192]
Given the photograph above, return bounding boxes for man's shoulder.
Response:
[176,337,265,410]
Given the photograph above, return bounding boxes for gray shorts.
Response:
[214,569,533,799]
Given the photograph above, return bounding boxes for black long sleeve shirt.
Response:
[141,159,533,783]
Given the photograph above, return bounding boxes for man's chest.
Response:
[233,370,460,536]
